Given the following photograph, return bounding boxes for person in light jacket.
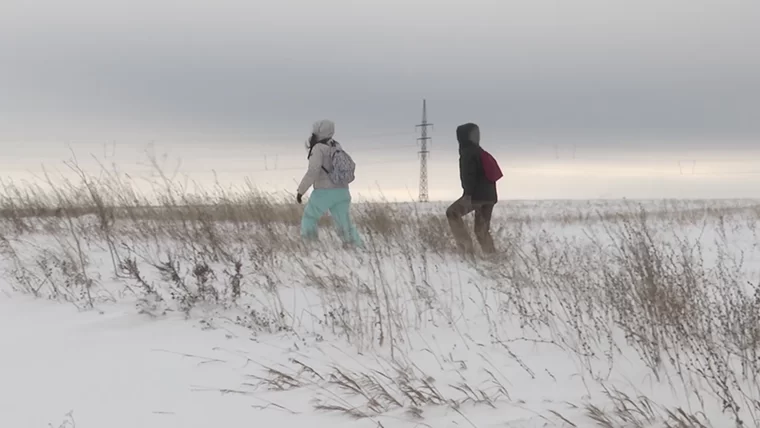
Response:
[296,119,363,248]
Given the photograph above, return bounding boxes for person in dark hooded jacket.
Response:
[445,122,497,254]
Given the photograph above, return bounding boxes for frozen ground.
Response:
[2,195,760,428]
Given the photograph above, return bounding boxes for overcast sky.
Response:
[1,0,759,200]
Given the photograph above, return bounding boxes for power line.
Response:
[247,158,416,174]
[128,153,760,177]
[227,133,419,161]
[150,142,419,175]
[168,158,417,174]
[87,139,760,181]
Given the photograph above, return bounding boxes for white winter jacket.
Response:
[297,120,349,195]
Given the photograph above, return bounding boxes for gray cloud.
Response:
[2,0,759,153]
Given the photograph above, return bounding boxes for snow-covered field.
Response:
[2,184,760,427]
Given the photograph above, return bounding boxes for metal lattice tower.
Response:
[416,99,433,203]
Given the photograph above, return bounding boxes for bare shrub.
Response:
[48,411,76,428]
[251,358,507,419]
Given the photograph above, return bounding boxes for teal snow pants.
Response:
[301,188,364,248]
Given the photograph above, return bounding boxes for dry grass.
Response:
[1,161,760,427]
[48,411,76,428]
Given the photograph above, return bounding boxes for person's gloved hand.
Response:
[296,193,303,204]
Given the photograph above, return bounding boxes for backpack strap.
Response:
[318,139,337,173]
[307,138,332,159]
[319,139,343,174]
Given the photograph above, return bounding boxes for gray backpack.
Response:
[321,141,356,185]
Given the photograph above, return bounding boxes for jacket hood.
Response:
[312,119,335,141]
[456,123,480,146]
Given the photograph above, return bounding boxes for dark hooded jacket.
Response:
[457,123,498,203]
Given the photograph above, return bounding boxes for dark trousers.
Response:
[446,196,496,254]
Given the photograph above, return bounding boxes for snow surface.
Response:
[2,199,760,427]
[0,294,583,428]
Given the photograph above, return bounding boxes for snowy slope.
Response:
[0,297,586,428]
[2,198,760,428]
